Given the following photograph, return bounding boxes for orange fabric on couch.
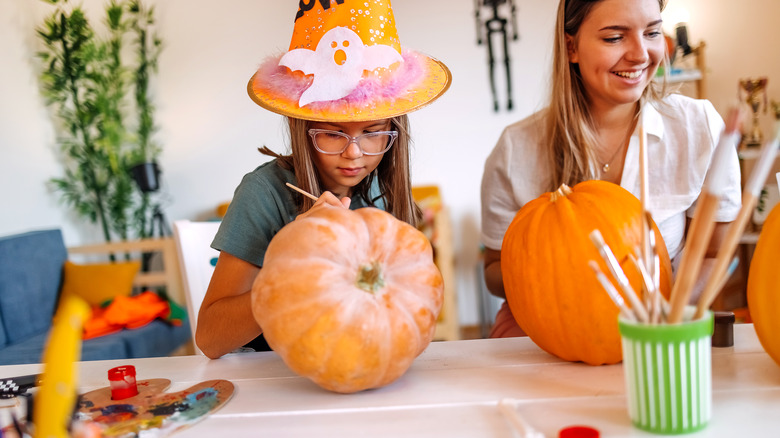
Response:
[83,292,172,340]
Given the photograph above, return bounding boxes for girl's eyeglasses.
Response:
[308,129,398,156]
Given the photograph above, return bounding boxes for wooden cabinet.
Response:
[430,206,460,341]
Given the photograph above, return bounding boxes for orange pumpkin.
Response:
[747,203,780,367]
[501,181,672,365]
[251,206,444,393]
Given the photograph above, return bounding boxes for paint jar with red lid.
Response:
[559,425,600,438]
[108,365,139,400]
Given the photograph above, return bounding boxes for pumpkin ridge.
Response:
[507,198,550,340]
[295,309,370,390]
[551,196,586,360]
[556,192,593,361]
[255,263,356,347]
[381,274,442,334]
[359,207,399,263]
[308,297,381,364]
[582,189,639,301]
[575,189,630,363]
[537,205,562,356]
[377,292,403,386]
[382,283,436,342]
[260,290,339,352]
[383,244,436,277]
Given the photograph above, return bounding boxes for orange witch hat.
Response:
[248,0,451,122]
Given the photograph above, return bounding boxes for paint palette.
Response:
[77,378,234,437]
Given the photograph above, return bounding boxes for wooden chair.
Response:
[412,185,460,341]
[172,220,221,355]
[67,237,184,305]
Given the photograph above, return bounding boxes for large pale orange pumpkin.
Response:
[251,206,444,393]
[747,203,780,367]
[501,181,672,365]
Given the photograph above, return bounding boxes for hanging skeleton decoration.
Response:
[475,0,519,112]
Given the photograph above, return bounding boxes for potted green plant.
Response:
[126,0,165,239]
[37,0,164,243]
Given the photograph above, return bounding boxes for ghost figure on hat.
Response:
[248,0,451,122]
[279,26,404,107]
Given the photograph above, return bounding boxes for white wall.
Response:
[1,0,778,327]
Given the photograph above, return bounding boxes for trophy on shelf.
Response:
[738,77,769,147]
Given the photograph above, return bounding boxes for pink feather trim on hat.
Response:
[253,50,427,113]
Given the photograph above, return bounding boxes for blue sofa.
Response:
[0,229,191,365]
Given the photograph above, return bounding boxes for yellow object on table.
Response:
[34,295,90,438]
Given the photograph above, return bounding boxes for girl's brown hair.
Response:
[260,115,420,227]
[544,0,669,190]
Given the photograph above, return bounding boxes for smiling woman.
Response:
[480,0,742,339]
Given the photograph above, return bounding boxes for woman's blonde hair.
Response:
[260,115,420,226]
[544,0,669,190]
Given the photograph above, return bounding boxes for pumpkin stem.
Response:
[550,184,573,202]
[356,262,385,294]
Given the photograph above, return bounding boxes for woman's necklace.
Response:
[601,143,625,173]
[600,110,640,173]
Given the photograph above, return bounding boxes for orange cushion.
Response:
[61,260,140,307]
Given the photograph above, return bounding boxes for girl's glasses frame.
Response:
[308,129,398,156]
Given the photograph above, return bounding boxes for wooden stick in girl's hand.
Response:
[694,123,780,320]
[285,182,319,201]
[667,108,744,323]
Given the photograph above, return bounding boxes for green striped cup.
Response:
[618,307,714,435]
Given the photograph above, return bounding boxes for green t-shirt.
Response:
[212,159,384,266]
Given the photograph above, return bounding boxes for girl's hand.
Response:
[296,191,351,220]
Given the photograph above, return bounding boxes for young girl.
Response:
[197,1,451,359]
[480,0,741,337]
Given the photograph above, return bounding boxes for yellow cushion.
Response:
[61,260,140,306]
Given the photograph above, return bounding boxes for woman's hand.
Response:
[483,247,506,299]
[297,191,351,220]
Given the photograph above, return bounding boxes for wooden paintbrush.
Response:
[639,116,653,285]
[589,260,637,322]
[285,182,319,201]
[667,109,742,323]
[589,229,649,323]
[694,126,780,319]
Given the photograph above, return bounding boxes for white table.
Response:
[1,324,778,437]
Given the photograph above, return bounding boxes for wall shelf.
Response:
[666,69,702,84]
[654,41,707,99]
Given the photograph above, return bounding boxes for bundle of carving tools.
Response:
[589,108,779,324]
